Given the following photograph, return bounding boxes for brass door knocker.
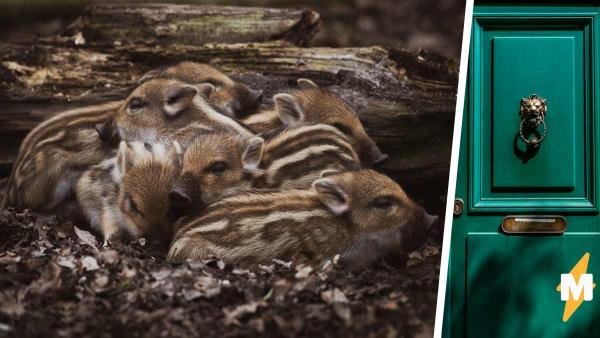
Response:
[518,94,547,146]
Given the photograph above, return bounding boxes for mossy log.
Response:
[0,4,457,212]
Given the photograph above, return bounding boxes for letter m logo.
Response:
[560,274,594,301]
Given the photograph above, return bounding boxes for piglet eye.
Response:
[206,161,228,174]
[130,200,141,214]
[128,98,146,112]
[370,196,396,209]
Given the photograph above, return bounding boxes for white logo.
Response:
[560,273,594,301]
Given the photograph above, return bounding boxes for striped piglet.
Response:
[168,170,438,267]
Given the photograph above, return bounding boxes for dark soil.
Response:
[0,208,441,338]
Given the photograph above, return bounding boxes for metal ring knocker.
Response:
[518,94,547,146]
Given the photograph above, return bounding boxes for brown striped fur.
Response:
[76,141,182,245]
[254,124,361,189]
[168,170,437,266]
[139,62,263,118]
[242,79,387,167]
[2,101,121,212]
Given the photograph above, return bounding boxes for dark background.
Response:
[0,0,465,58]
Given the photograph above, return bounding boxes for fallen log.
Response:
[53,3,321,47]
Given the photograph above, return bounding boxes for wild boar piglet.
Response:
[242,78,387,167]
[76,140,183,246]
[113,77,254,145]
[2,101,121,214]
[138,62,263,119]
[168,169,437,266]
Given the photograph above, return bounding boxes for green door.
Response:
[444,3,600,337]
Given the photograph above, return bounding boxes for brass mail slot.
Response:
[501,215,567,234]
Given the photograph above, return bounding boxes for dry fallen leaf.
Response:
[74,226,98,250]
[193,275,222,298]
[222,301,265,326]
[258,264,274,274]
[294,264,313,279]
[151,269,171,281]
[81,256,99,271]
[181,289,202,301]
[321,288,349,304]
[57,256,76,270]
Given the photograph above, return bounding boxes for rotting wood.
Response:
[54,3,321,47]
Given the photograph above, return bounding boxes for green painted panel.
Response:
[469,16,596,212]
[466,233,600,338]
[492,36,576,189]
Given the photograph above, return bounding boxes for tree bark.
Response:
[0,4,457,210]
[53,3,321,47]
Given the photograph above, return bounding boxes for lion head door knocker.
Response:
[518,94,547,147]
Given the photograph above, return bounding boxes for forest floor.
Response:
[0,208,441,338]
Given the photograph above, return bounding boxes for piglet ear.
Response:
[95,119,120,146]
[251,88,263,103]
[164,83,199,117]
[116,141,133,179]
[196,83,215,100]
[242,137,264,171]
[274,93,304,126]
[297,78,318,90]
[313,178,349,215]
[169,185,192,215]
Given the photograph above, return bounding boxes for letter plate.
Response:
[501,215,567,234]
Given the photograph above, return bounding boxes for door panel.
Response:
[492,36,576,189]
[470,16,597,212]
[466,234,600,338]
